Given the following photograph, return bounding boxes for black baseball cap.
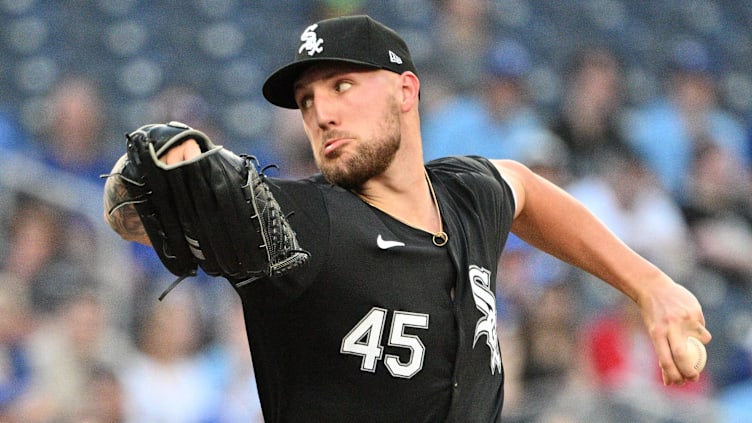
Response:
[262,15,418,109]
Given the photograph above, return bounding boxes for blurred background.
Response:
[1,0,752,422]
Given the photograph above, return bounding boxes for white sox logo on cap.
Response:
[298,24,323,56]
[263,15,418,109]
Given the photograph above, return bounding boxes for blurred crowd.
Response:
[1,1,752,422]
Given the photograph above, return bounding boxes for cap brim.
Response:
[262,58,382,109]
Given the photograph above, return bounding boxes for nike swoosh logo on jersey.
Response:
[377,234,405,250]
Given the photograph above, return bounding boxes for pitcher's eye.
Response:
[335,81,353,92]
[298,95,313,109]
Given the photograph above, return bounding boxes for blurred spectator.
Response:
[38,75,113,182]
[550,46,633,179]
[422,38,552,162]
[566,151,693,281]
[0,276,35,419]
[74,365,125,423]
[622,39,749,200]
[680,141,752,283]
[519,282,579,386]
[25,291,133,421]
[1,197,96,315]
[514,281,581,421]
[429,0,493,92]
[120,289,221,423]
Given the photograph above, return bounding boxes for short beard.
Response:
[320,100,401,190]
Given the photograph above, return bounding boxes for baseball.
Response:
[687,336,707,373]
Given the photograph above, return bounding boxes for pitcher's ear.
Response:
[399,71,420,112]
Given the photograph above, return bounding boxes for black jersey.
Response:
[236,156,516,423]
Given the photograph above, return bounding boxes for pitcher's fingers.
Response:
[160,139,201,164]
[182,139,201,160]
[670,331,702,382]
[656,336,685,385]
[161,143,186,165]
[696,326,712,345]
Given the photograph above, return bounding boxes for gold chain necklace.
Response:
[425,169,448,247]
[357,170,448,247]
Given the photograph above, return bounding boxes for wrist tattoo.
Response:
[104,174,146,240]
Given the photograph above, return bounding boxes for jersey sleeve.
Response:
[427,155,517,255]
[428,155,516,211]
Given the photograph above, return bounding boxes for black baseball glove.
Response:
[109,121,309,299]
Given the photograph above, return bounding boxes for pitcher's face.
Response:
[294,64,402,189]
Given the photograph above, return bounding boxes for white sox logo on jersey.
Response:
[298,24,324,56]
[469,265,502,374]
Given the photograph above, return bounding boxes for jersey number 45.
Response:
[340,307,429,379]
